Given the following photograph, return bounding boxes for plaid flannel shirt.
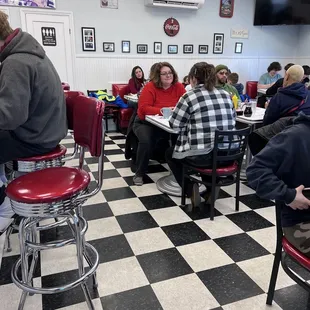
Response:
[169,85,236,159]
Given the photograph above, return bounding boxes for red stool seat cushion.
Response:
[17,145,67,162]
[282,237,310,271]
[196,162,238,176]
[6,167,90,204]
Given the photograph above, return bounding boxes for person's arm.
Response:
[266,79,282,96]
[246,132,296,204]
[138,83,161,117]
[169,95,190,130]
[0,59,31,130]
[263,95,281,125]
[258,74,274,89]
[128,78,138,94]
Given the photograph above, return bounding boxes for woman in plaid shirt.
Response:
[166,62,236,207]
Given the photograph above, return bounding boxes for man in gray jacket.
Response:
[0,12,67,231]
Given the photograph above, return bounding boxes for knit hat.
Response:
[215,64,229,73]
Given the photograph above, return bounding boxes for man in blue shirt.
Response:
[258,61,282,90]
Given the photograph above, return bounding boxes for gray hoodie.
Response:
[0,29,67,149]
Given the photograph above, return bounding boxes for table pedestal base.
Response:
[156,173,182,197]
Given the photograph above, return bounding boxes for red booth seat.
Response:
[246,81,258,99]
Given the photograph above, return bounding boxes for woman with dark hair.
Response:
[128,66,146,94]
[258,61,282,90]
[132,62,185,185]
[165,62,236,206]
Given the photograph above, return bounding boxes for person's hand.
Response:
[289,185,310,210]
[265,101,269,109]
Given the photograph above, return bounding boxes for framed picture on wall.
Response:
[137,44,148,54]
[213,33,224,54]
[183,44,193,54]
[168,45,178,54]
[122,40,130,53]
[103,42,115,52]
[199,45,208,54]
[219,0,234,18]
[235,42,243,54]
[154,42,162,54]
[81,27,96,52]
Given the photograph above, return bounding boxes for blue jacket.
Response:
[263,83,310,126]
[247,113,310,227]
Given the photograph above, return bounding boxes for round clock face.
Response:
[164,18,180,37]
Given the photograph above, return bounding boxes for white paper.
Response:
[231,28,249,39]
[100,0,118,9]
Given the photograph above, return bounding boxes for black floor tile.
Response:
[104,149,124,155]
[218,189,232,199]
[226,210,274,232]
[139,194,176,210]
[109,135,125,140]
[137,248,194,284]
[112,160,132,169]
[123,175,154,186]
[101,285,163,310]
[147,164,168,174]
[117,143,126,148]
[162,222,210,246]
[88,235,134,264]
[0,254,41,286]
[274,284,310,310]
[214,233,270,262]
[102,187,136,202]
[82,202,113,221]
[185,204,222,221]
[93,169,121,180]
[40,224,73,244]
[239,194,275,210]
[116,211,158,233]
[85,157,109,164]
[104,140,116,145]
[198,264,264,305]
[41,269,99,310]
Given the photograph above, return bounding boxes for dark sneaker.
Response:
[133,175,143,186]
[190,183,201,208]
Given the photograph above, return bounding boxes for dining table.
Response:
[124,94,138,103]
[145,115,182,197]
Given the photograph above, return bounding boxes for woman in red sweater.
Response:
[132,62,185,185]
[128,66,146,94]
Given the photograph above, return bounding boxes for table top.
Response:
[257,88,267,95]
[236,107,265,124]
[145,115,178,134]
[124,94,138,102]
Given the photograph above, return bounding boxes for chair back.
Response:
[64,91,84,99]
[73,96,105,157]
[65,93,85,130]
[246,81,258,99]
[112,84,129,97]
[211,126,252,170]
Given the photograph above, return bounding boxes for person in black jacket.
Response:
[247,113,310,257]
[265,63,294,96]
[263,65,310,126]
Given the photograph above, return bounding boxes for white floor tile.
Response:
[130,183,162,197]
[101,177,128,190]
[117,167,134,177]
[215,197,251,215]
[255,206,276,225]
[247,226,277,253]
[222,183,256,197]
[108,197,147,216]
[86,217,122,241]
[106,154,127,162]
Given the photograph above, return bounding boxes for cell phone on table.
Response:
[302,188,310,199]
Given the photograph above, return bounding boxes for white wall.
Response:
[4,0,300,92]
[296,25,310,66]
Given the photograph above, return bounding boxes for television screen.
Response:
[254,0,310,26]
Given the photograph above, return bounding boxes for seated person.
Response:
[0,13,67,232]
[302,65,310,88]
[266,63,294,96]
[128,66,146,94]
[166,62,236,207]
[258,61,282,90]
[132,62,185,186]
[247,113,310,257]
[215,64,240,99]
[227,72,244,96]
[182,75,189,87]
[263,65,310,126]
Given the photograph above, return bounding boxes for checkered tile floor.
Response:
[0,132,309,310]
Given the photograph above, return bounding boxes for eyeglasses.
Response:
[160,72,173,77]
[218,71,228,76]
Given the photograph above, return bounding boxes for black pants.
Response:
[133,117,169,177]
[165,146,213,196]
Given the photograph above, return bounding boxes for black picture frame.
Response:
[154,42,162,54]
[122,40,130,53]
[183,44,193,54]
[235,42,243,54]
[168,45,178,54]
[103,42,115,52]
[137,44,148,54]
[213,33,224,54]
[199,45,209,54]
[81,27,96,52]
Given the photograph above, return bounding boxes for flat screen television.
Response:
[254,0,310,26]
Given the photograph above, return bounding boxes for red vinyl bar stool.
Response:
[6,96,105,310]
